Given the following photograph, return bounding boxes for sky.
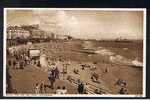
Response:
[7,9,144,40]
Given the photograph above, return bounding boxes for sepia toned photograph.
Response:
[3,8,146,97]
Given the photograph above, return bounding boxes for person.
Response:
[90,65,96,70]
[91,72,99,83]
[82,65,85,70]
[119,87,128,94]
[104,67,108,73]
[25,55,30,65]
[34,83,40,94]
[13,60,17,68]
[51,67,56,76]
[15,62,20,69]
[62,64,67,74]
[56,86,62,94]
[37,60,41,67]
[116,79,127,87]
[121,80,127,87]
[77,82,84,94]
[40,81,46,93]
[19,60,24,69]
[84,83,89,94]
[6,67,13,93]
[54,67,60,79]
[61,86,67,94]
[74,68,79,74]
[94,89,102,94]
[48,69,55,89]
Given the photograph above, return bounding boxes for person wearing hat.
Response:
[48,69,55,89]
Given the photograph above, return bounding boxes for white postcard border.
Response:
[3,8,147,98]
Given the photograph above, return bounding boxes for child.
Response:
[40,81,46,93]
[34,83,40,94]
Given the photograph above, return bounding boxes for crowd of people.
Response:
[7,44,128,95]
[34,82,46,94]
[33,65,68,94]
[7,46,31,69]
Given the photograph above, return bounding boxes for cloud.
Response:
[6,10,143,40]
